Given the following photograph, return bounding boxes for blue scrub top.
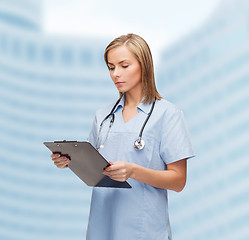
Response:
[87,95,195,240]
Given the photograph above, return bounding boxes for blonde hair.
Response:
[104,33,162,104]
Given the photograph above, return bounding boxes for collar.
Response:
[137,98,153,115]
[112,94,154,115]
[112,94,125,113]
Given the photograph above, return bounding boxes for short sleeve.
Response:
[87,114,98,147]
[159,108,195,165]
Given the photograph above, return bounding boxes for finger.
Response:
[109,172,127,179]
[54,158,70,165]
[103,169,126,178]
[55,161,69,168]
[52,156,68,162]
[51,153,60,158]
[105,164,121,172]
[57,164,68,169]
[51,153,60,159]
[108,175,126,182]
[54,159,70,168]
[61,165,69,168]
[105,165,127,174]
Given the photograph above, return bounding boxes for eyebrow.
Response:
[107,60,129,65]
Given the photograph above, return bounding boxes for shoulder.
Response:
[153,98,185,128]
[155,99,188,136]
[95,101,116,119]
[155,98,182,116]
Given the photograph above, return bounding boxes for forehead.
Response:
[107,45,137,63]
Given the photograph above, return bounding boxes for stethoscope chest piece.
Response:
[134,138,145,151]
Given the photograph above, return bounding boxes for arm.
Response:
[103,159,187,192]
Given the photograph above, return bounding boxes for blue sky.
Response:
[42,0,221,62]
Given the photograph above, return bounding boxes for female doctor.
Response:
[51,33,194,240]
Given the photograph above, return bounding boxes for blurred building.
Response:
[1,0,249,240]
[157,0,249,239]
[0,0,117,239]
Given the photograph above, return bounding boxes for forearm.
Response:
[103,159,187,192]
[131,161,186,192]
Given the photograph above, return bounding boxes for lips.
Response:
[115,81,125,86]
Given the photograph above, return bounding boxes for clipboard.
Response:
[43,140,131,188]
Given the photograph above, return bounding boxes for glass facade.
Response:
[1,0,249,239]
[158,1,249,239]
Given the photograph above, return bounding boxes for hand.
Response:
[102,161,135,182]
[51,153,70,169]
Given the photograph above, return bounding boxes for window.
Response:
[26,42,37,62]
[0,32,8,55]
[61,47,73,65]
[42,45,54,65]
[80,49,92,67]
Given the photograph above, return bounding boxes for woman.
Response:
[51,33,194,240]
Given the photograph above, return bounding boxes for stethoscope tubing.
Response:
[138,99,155,139]
[95,97,156,150]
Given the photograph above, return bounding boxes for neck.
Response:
[124,90,143,107]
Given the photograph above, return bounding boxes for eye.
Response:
[122,65,129,68]
[108,66,115,71]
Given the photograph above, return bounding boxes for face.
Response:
[107,45,142,94]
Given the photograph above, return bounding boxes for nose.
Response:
[112,67,120,78]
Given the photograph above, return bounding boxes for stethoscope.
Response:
[95,98,156,151]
